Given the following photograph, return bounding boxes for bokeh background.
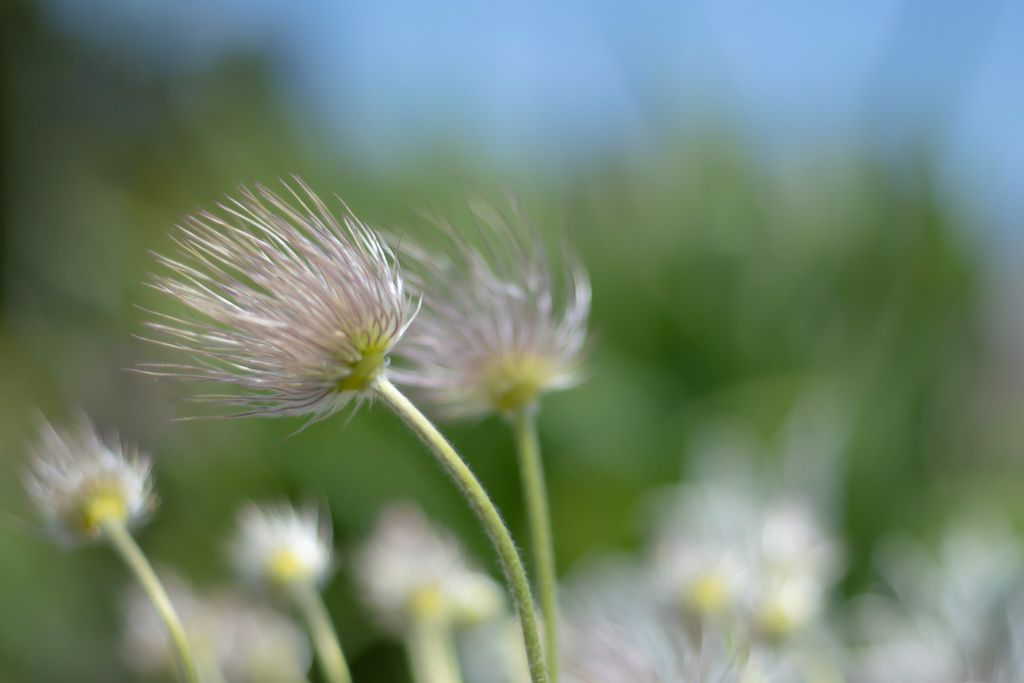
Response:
[2,0,1023,680]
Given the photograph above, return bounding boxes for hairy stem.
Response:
[290,581,353,683]
[373,377,549,683]
[99,517,201,683]
[512,408,559,681]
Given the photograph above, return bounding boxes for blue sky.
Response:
[42,0,1023,236]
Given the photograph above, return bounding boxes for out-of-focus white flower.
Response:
[141,178,415,422]
[557,562,754,683]
[229,501,333,589]
[651,477,841,643]
[461,557,840,683]
[561,611,694,683]
[655,481,839,643]
[122,572,311,683]
[650,475,759,619]
[466,604,753,683]
[654,529,752,620]
[875,516,1024,655]
[353,503,504,634]
[391,195,590,418]
[751,575,822,642]
[847,595,966,683]
[848,514,1024,683]
[748,501,841,641]
[220,597,313,683]
[22,413,155,543]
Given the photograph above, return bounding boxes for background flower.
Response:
[392,196,589,419]
[229,501,334,590]
[848,515,1024,683]
[22,413,155,544]
[353,503,505,635]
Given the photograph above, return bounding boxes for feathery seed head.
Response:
[354,503,504,633]
[23,413,155,543]
[229,501,333,590]
[142,178,414,422]
[392,195,590,419]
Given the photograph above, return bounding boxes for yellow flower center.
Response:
[82,493,129,533]
[337,347,387,392]
[686,572,730,614]
[482,353,555,413]
[756,600,794,641]
[408,586,446,620]
[267,549,308,585]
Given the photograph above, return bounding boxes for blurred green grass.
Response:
[2,5,1022,682]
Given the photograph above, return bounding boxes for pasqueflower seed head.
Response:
[23,413,155,543]
[229,501,333,589]
[391,194,590,418]
[141,178,415,422]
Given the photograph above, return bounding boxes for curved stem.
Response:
[373,377,549,683]
[406,614,463,683]
[512,408,559,682]
[99,517,201,683]
[290,582,353,683]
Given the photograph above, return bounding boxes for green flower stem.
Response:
[289,581,353,683]
[512,408,559,682]
[406,614,463,683]
[99,517,201,683]
[373,377,550,683]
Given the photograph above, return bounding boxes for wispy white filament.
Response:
[141,178,415,422]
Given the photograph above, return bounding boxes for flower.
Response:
[353,503,504,633]
[651,480,758,623]
[229,501,333,590]
[848,514,1024,683]
[141,178,415,422]
[562,611,695,683]
[847,595,965,683]
[22,412,155,543]
[122,572,311,683]
[651,479,841,643]
[557,563,753,683]
[748,500,841,642]
[391,194,590,418]
[559,568,693,683]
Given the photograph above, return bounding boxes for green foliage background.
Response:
[2,5,1022,682]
